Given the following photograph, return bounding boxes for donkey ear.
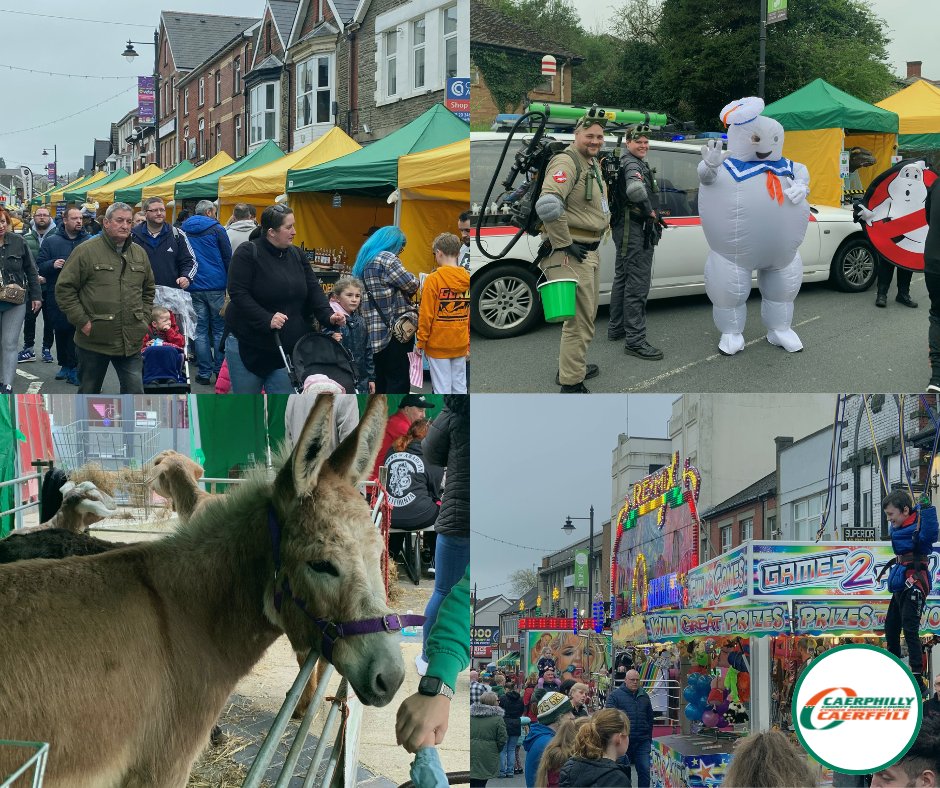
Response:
[291,393,337,494]
[329,395,388,484]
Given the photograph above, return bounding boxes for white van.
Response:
[470,131,877,339]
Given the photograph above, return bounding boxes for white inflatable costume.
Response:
[698,97,811,355]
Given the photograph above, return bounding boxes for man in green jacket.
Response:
[55,202,155,393]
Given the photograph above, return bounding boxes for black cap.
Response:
[399,394,434,409]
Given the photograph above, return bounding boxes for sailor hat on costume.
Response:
[719,96,765,128]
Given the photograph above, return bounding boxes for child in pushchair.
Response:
[141,305,188,390]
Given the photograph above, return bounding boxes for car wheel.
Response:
[830,236,876,292]
[470,264,541,339]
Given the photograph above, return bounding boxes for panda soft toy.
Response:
[698,96,811,356]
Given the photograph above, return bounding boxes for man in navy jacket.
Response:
[606,669,654,787]
[181,200,231,384]
[131,197,197,289]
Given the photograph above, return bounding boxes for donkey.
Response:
[0,395,414,788]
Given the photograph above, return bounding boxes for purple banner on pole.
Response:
[138,76,155,125]
[46,163,56,183]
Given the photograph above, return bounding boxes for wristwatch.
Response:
[418,675,455,700]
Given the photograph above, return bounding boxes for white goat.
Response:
[14,481,117,535]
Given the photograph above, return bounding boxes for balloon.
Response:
[699,95,811,356]
[685,703,703,721]
[701,710,720,728]
[718,715,733,729]
[683,685,699,703]
[715,700,730,714]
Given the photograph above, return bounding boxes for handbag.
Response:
[0,283,25,305]
[364,279,418,343]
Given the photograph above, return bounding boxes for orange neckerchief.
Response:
[766,171,784,205]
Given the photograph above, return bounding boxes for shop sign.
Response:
[644,602,790,640]
[794,599,940,635]
[687,544,749,607]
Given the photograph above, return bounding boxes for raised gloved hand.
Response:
[701,139,724,169]
[560,242,588,262]
[783,181,809,205]
[854,203,875,225]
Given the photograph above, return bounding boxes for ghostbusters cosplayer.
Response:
[535,116,611,393]
[698,97,811,356]
[609,124,666,360]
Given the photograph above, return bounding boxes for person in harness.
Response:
[880,489,939,697]
[534,113,611,393]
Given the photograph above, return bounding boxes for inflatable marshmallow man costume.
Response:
[698,97,811,355]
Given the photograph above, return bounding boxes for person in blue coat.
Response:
[882,490,939,696]
[181,200,232,385]
[524,691,573,786]
[36,206,89,385]
[605,669,654,787]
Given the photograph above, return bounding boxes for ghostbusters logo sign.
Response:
[856,159,938,272]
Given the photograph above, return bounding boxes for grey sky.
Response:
[470,394,675,596]
[0,3,262,179]
[571,0,940,81]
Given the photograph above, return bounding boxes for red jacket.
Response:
[140,323,185,353]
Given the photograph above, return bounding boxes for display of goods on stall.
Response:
[301,245,349,273]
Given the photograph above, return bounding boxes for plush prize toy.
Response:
[698,97,811,356]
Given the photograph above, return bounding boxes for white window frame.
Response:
[249,82,279,147]
[296,55,335,130]
[442,4,457,81]
[235,115,242,158]
[198,118,205,158]
[384,30,398,98]
[198,77,205,107]
[183,88,189,114]
[720,524,733,553]
[740,517,753,542]
[412,18,426,90]
[234,57,241,94]
[215,71,222,104]
[215,124,222,155]
[793,493,824,541]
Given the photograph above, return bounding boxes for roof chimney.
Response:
[907,61,923,79]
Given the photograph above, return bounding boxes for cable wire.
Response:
[0,87,134,137]
[0,64,136,80]
[0,9,153,27]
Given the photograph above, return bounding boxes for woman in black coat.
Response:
[498,685,526,778]
[0,209,42,393]
[224,205,345,393]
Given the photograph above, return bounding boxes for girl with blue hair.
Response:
[354,225,419,392]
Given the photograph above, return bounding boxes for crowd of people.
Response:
[469,655,940,787]
[0,201,472,394]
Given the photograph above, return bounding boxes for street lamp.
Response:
[41,146,57,187]
[120,30,161,167]
[562,505,595,626]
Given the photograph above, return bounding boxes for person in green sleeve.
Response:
[396,566,470,784]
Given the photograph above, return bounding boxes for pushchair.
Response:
[276,331,358,393]
[142,311,191,394]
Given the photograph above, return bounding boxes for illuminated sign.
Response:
[647,573,683,609]
[518,617,596,630]
[645,603,791,640]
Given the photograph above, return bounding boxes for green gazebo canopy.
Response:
[63,169,129,203]
[114,160,193,205]
[175,140,284,201]
[763,78,898,133]
[286,104,469,197]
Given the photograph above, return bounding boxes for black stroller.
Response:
[275,331,358,394]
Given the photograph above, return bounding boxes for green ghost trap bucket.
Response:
[538,278,577,322]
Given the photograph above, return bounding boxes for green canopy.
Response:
[763,78,898,133]
[286,104,469,197]
[63,168,129,203]
[175,140,284,201]
[114,160,193,205]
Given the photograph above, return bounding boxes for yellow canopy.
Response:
[48,170,107,206]
[876,80,940,136]
[292,192,394,260]
[142,152,235,204]
[87,164,163,206]
[397,138,470,274]
[218,128,361,224]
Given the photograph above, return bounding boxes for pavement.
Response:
[470,274,934,392]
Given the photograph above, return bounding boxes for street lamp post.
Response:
[121,29,161,167]
[41,146,57,187]
[562,505,595,626]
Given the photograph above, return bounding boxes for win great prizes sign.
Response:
[645,603,790,640]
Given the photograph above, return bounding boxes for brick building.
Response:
[157,11,260,168]
[469,0,582,125]
[700,472,777,561]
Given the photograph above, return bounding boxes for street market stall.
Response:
[174,140,283,205]
[877,79,940,151]
[217,127,361,225]
[397,138,470,275]
[141,150,234,206]
[47,170,107,207]
[763,78,899,206]
[113,160,193,206]
[59,169,122,206]
[286,103,468,272]
[86,164,163,209]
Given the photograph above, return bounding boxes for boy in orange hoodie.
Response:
[416,233,470,394]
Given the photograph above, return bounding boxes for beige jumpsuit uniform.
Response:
[539,145,610,386]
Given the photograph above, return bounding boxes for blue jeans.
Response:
[500,734,519,776]
[191,290,225,378]
[624,738,652,788]
[225,334,293,394]
[420,533,470,660]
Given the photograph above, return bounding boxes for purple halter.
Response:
[267,506,425,663]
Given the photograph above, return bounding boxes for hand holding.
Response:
[395,693,451,754]
[270,312,288,330]
[329,312,346,326]
[176,276,190,289]
[31,300,42,314]
[54,259,65,269]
